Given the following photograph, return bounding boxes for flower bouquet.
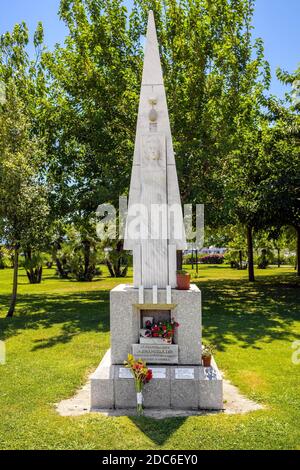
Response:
[143,318,179,344]
[124,354,153,415]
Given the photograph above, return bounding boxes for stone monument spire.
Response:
[124,10,186,288]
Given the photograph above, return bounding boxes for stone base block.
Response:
[90,350,223,411]
[110,284,202,365]
[90,350,115,409]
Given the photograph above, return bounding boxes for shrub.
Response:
[22,252,44,284]
[284,254,296,266]
[257,248,274,269]
[58,245,102,281]
[200,254,224,264]
[183,254,201,265]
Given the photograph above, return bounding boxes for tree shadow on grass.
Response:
[0,290,110,350]
[130,416,187,446]
[199,273,300,351]
[126,274,299,445]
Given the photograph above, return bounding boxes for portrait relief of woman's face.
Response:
[141,135,166,169]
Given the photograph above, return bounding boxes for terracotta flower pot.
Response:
[176,273,191,290]
[202,355,212,367]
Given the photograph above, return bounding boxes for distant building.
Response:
[185,245,227,255]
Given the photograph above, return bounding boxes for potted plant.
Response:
[176,270,191,290]
[202,343,216,367]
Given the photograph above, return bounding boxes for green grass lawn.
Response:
[0,264,299,450]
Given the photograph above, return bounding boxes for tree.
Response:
[0,22,51,294]
[131,1,269,217]
[0,83,49,317]
[39,0,140,275]
[260,65,300,275]
[42,0,270,268]
[102,240,130,278]
[55,225,102,281]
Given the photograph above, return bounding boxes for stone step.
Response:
[91,350,223,411]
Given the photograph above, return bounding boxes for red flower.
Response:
[133,363,142,370]
[145,369,153,383]
[162,325,167,331]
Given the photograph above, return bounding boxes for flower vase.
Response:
[135,381,144,416]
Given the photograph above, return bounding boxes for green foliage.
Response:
[0,246,11,269]
[176,269,189,275]
[57,226,102,281]
[0,83,50,251]
[257,248,274,270]
[40,0,270,231]
[200,254,224,264]
[102,240,130,277]
[202,343,217,358]
[0,20,50,308]
[285,254,296,266]
[0,0,299,292]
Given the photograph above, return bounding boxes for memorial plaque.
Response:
[151,368,166,379]
[132,344,178,364]
[175,368,195,380]
[140,337,165,345]
[119,368,133,379]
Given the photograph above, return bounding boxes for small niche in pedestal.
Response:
[140,309,172,345]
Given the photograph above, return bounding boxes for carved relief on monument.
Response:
[141,134,166,168]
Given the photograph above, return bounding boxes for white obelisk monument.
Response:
[124,10,186,289]
[91,11,223,412]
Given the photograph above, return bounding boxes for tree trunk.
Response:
[239,250,243,269]
[106,242,128,278]
[83,239,91,280]
[247,225,255,282]
[7,244,20,318]
[194,250,199,275]
[121,264,128,277]
[296,226,300,277]
[24,249,43,284]
[113,254,122,277]
[277,248,280,268]
[106,260,116,277]
[37,266,43,283]
[113,241,126,277]
[177,250,183,271]
[55,258,68,279]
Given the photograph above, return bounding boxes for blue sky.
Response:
[0,0,299,98]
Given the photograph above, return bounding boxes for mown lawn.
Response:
[0,265,299,450]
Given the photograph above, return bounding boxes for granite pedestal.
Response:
[90,284,223,411]
[110,284,202,365]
